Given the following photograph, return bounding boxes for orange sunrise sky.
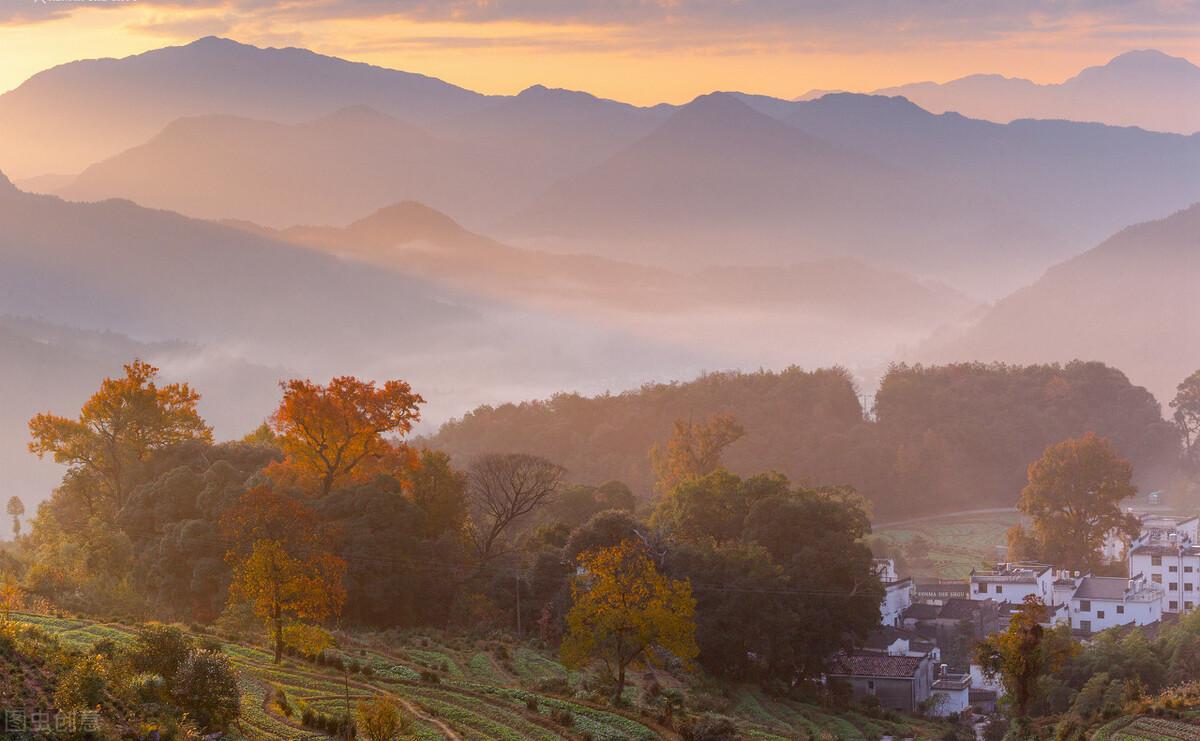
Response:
[2,0,1198,103]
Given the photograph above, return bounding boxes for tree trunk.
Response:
[273,607,283,664]
[613,663,626,705]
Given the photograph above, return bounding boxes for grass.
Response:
[875,510,1022,578]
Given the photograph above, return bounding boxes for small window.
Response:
[1186,584,1194,592]
[1170,601,1179,610]
[1097,610,1105,619]
[976,583,987,593]
[1116,605,1125,614]
[867,680,875,691]
[1153,574,1163,584]
[995,585,1003,594]
[1171,582,1179,591]
[1153,556,1163,566]
[1186,566,1194,573]
[1078,600,1091,612]
[1170,565,1179,573]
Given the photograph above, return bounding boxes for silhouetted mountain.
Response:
[925,203,1200,403]
[509,92,1057,292]
[438,85,673,182]
[784,92,1200,260]
[59,107,519,228]
[0,36,491,178]
[876,50,1200,134]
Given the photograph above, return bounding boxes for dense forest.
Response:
[428,361,1181,518]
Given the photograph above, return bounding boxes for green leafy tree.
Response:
[651,470,788,544]
[129,622,194,679]
[171,649,242,731]
[5,496,23,539]
[650,413,745,495]
[1172,370,1200,466]
[1009,433,1140,572]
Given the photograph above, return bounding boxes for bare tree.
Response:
[467,454,565,563]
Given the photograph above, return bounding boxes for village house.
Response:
[826,653,934,713]
[1069,574,1163,634]
[874,558,915,627]
[929,667,973,717]
[969,562,1056,605]
[1128,521,1200,614]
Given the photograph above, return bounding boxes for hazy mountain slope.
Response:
[0,36,490,179]
[58,107,523,228]
[0,171,732,471]
[784,93,1200,255]
[924,203,1200,404]
[876,50,1200,134]
[241,200,975,327]
[508,92,1056,292]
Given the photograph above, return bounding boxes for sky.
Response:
[2,0,1199,104]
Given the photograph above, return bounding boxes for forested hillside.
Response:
[427,362,1179,518]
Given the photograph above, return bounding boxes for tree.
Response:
[129,622,194,679]
[171,649,242,731]
[407,449,467,538]
[0,578,23,622]
[6,496,23,539]
[270,376,424,496]
[651,470,789,544]
[223,491,347,663]
[467,454,564,563]
[356,697,411,741]
[650,413,745,495]
[1172,370,1200,466]
[561,540,698,704]
[228,539,346,663]
[28,360,212,513]
[1010,433,1140,572]
[975,596,1076,723]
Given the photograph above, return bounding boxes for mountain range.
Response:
[924,203,1200,404]
[874,50,1200,134]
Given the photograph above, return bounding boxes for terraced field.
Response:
[1094,715,1200,740]
[11,612,963,739]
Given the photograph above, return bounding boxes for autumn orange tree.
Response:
[1008,432,1141,572]
[650,413,745,495]
[28,359,212,513]
[270,376,424,496]
[561,540,698,704]
[222,487,346,663]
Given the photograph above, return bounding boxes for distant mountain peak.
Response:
[0,170,15,194]
[347,201,466,242]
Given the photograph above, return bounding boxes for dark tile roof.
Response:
[938,598,984,620]
[902,603,941,621]
[828,653,926,679]
[861,627,936,653]
[1072,576,1128,601]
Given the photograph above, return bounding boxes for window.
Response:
[1080,620,1092,633]
[1171,582,1179,591]
[1153,574,1163,584]
[995,585,1002,594]
[1170,565,1179,573]
[1116,605,1125,614]
[1078,600,1091,612]
[1153,555,1163,566]
[867,680,875,691]
[1186,566,1194,573]
[976,583,987,593]
[1097,610,1105,619]
[1170,601,1179,610]
[1186,583,1194,592]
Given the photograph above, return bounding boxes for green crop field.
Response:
[875,510,1023,578]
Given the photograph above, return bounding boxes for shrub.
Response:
[420,669,441,684]
[356,697,411,741]
[129,623,193,680]
[680,714,739,741]
[170,650,241,732]
[551,708,574,727]
[55,654,108,710]
[526,696,539,712]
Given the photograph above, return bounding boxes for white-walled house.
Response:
[970,562,1056,605]
[1070,574,1162,634]
[929,669,972,717]
[1129,528,1200,615]
[875,558,914,627]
